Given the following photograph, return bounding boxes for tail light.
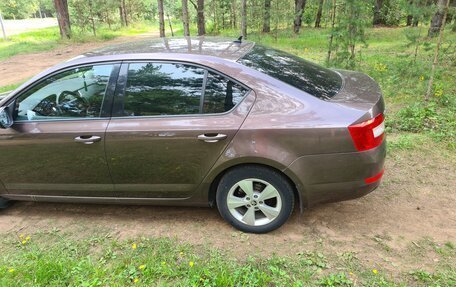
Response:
[348,113,385,151]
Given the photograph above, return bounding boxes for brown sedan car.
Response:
[0,37,385,233]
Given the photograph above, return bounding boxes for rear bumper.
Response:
[284,140,386,207]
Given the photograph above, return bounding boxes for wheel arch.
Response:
[206,159,306,212]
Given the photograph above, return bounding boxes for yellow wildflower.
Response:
[372,269,378,274]
[139,264,146,270]
[374,63,387,72]
[189,261,194,267]
[19,234,24,239]
[349,272,354,275]
[133,278,139,283]
[8,268,15,273]
[179,251,184,256]
[434,89,443,97]
[21,240,27,245]
[26,236,31,241]
[131,243,137,250]
[419,75,425,81]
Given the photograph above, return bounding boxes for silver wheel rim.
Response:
[227,178,282,227]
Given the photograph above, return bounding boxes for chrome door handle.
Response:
[74,135,101,145]
[197,133,227,143]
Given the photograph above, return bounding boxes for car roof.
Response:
[83,36,255,61]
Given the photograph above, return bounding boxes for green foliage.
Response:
[0,0,37,19]
[389,99,455,146]
[319,272,353,287]
[68,0,152,35]
[381,0,403,26]
[330,0,371,68]
[402,0,435,25]
[409,269,456,286]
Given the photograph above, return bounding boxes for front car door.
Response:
[106,61,253,199]
[0,63,119,198]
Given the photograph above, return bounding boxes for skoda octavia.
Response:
[0,37,385,233]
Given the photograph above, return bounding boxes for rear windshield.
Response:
[238,45,342,100]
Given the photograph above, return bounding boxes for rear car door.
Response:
[0,63,119,198]
[106,61,253,198]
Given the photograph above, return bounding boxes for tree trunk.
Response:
[241,0,247,38]
[197,0,206,35]
[326,0,337,63]
[167,13,174,37]
[231,0,237,29]
[158,0,165,37]
[119,6,125,26]
[315,0,324,28]
[293,0,307,34]
[406,15,413,26]
[406,0,414,26]
[182,0,190,36]
[0,12,7,40]
[53,0,71,39]
[373,0,386,26]
[213,0,218,32]
[426,0,450,100]
[121,0,128,26]
[428,0,447,36]
[263,0,271,32]
[88,1,96,36]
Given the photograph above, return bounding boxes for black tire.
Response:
[216,165,295,233]
[0,197,12,209]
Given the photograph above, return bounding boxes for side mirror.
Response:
[0,106,13,129]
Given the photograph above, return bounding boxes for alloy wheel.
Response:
[226,178,282,226]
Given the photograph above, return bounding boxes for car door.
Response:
[0,63,120,198]
[105,61,253,198]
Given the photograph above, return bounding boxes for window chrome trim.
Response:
[199,69,209,114]
[110,91,253,120]
[5,61,121,123]
[114,60,252,119]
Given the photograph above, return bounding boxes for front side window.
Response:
[123,63,205,116]
[16,64,114,121]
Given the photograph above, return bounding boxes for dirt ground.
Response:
[0,32,157,87]
[0,141,455,274]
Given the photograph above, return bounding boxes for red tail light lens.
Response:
[348,113,385,151]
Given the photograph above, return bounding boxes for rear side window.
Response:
[124,63,205,116]
[203,71,248,114]
[121,62,249,117]
[238,45,342,100]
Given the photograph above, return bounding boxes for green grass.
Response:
[0,82,22,94]
[0,22,155,61]
[0,27,61,60]
[1,232,454,286]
